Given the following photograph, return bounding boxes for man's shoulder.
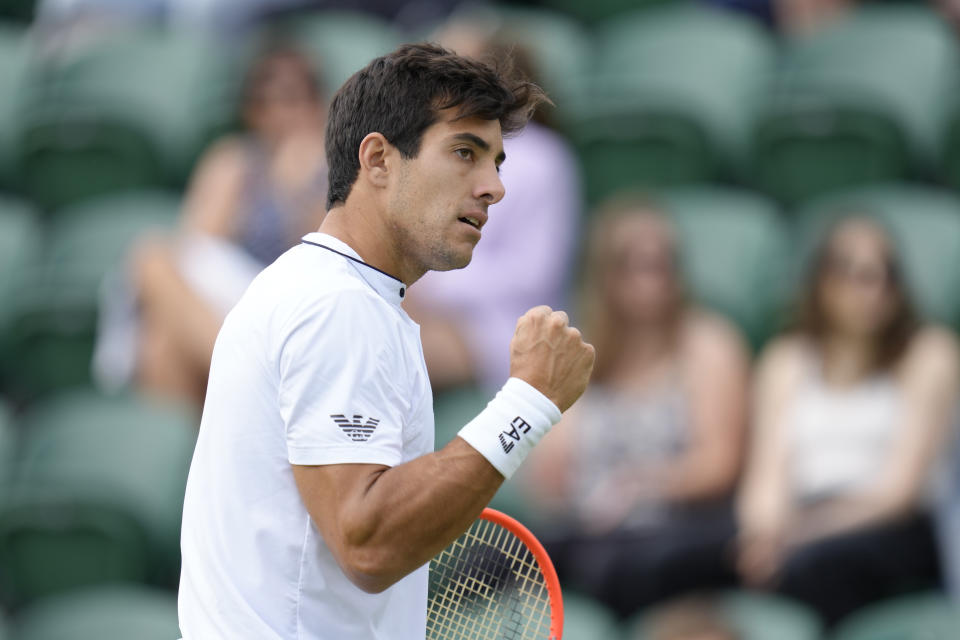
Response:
[253,243,375,302]
[263,247,397,331]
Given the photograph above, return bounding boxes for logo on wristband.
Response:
[498,416,532,454]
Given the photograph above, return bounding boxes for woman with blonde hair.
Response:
[525,196,750,617]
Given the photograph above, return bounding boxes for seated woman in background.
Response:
[94,43,328,407]
[524,197,750,618]
[737,215,959,626]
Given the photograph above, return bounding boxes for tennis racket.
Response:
[426,507,563,640]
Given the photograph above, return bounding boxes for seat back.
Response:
[571,5,773,203]
[658,186,789,348]
[280,10,400,96]
[0,390,196,604]
[15,30,229,210]
[829,592,960,640]
[754,6,959,203]
[13,585,181,640]
[0,25,28,191]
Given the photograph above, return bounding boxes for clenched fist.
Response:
[509,306,596,412]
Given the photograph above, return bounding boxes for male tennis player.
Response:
[178,43,595,639]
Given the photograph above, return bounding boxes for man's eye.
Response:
[455,148,473,161]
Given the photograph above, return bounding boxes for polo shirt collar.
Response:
[301,232,407,307]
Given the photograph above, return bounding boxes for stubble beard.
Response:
[388,177,473,275]
[391,215,472,275]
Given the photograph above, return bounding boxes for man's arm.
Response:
[293,438,501,593]
[292,306,595,593]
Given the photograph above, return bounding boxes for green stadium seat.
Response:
[541,0,673,23]
[0,0,35,23]
[0,26,28,192]
[754,6,960,204]
[433,386,488,450]
[14,29,231,210]
[491,6,592,106]
[280,11,401,96]
[568,5,773,204]
[561,591,624,640]
[829,592,960,640]
[0,398,14,485]
[628,591,822,640]
[656,186,789,348]
[13,584,180,640]
[1,191,178,400]
[793,184,960,328]
[938,99,960,191]
[719,591,823,640]
[0,196,41,342]
[0,390,196,605]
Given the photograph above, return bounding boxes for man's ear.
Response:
[357,132,393,189]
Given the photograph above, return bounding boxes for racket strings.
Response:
[427,518,553,639]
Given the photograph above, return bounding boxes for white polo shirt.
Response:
[179,232,434,640]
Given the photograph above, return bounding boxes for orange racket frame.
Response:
[478,507,564,640]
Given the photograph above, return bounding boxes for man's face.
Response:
[384,110,506,277]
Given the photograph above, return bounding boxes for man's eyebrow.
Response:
[452,132,490,150]
[453,132,506,164]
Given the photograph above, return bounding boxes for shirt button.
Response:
[399,287,405,298]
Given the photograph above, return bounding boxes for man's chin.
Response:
[431,246,474,272]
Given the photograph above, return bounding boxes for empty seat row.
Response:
[0,11,401,211]
[567,4,960,204]
[4,5,960,210]
[0,390,195,607]
[0,569,953,638]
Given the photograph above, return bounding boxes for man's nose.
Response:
[476,164,505,205]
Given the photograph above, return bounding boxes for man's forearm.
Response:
[336,437,504,592]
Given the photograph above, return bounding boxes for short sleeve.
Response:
[278,289,407,467]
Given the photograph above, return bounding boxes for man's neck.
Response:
[318,202,420,285]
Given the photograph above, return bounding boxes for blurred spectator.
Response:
[640,597,740,640]
[405,25,580,392]
[773,0,854,34]
[705,0,776,29]
[524,198,750,618]
[934,0,960,36]
[94,44,328,407]
[737,216,960,626]
[169,0,460,33]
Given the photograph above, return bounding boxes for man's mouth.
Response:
[458,216,481,230]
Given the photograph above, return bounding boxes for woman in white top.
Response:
[738,215,960,625]
[525,198,750,617]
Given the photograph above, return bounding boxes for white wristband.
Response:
[456,377,562,479]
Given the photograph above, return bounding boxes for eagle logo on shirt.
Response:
[330,414,381,442]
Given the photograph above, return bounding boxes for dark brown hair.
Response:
[796,214,919,368]
[324,42,546,208]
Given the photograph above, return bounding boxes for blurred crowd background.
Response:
[2,0,960,638]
